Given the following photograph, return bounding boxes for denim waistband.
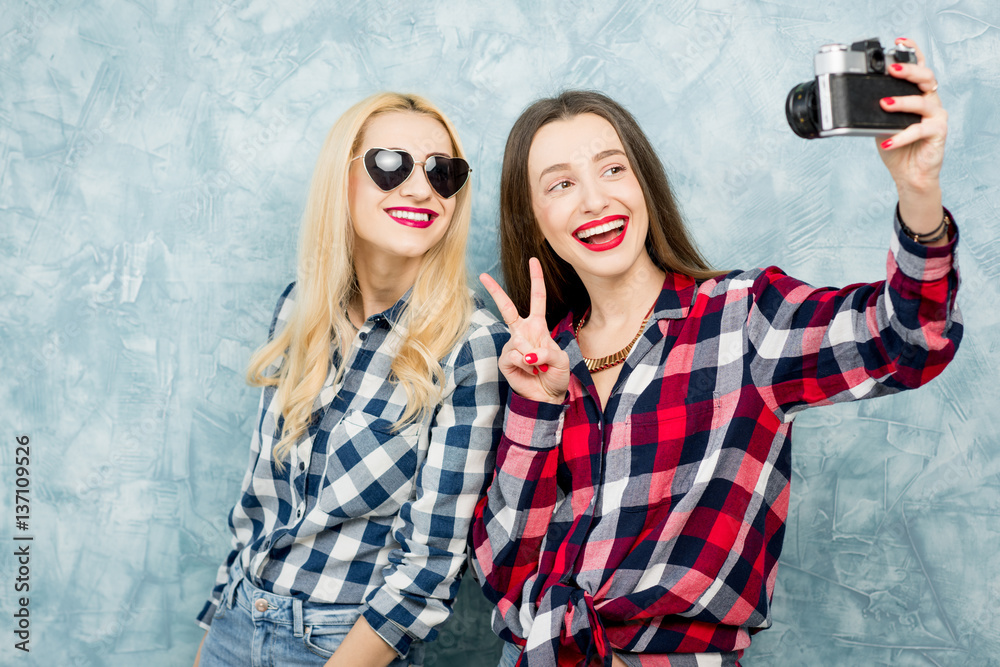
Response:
[223,560,363,639]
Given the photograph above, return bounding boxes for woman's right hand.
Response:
[480,257,570,404]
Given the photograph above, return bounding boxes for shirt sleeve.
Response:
[470,391,567,643]
[195,282,294,628]
[361,320,509,656]
[747,209,962,421]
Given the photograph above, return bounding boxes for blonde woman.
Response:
[194,92,508,667]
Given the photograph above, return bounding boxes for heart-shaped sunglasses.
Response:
[352,148,471,199]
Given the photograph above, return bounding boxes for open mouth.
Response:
[385,207,436,228]
[573,216,628,250]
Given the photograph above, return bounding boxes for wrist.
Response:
[896,188,943,237]
[898,207,950,246]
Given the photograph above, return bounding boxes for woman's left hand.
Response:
[877,39,946,186]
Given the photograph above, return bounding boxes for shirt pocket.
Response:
[317,410,421,518]
[618,396,719,513]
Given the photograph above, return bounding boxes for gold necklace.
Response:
[575,303,655,373]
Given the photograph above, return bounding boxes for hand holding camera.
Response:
[788,37,947,242]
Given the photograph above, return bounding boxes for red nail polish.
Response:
[881,139,893,149]
[891,63,903,72]
[539,364,549,372]
[524,353,537,364]
[532,367,539,375]
[882,97,895,105]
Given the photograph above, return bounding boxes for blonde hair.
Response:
[247,92,474,464]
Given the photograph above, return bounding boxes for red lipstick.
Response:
[385,207,437,229]
[572,215,628,251]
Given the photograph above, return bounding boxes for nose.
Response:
[398,162,433,200]
[579,178,609,216]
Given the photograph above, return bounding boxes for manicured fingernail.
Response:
[532,367,539,375]
[882,97,895,105]
[524,353,537,364]
[891,64,903,72]
[896,37,908,43]
[539,364,549,372]
[881,139,893,149]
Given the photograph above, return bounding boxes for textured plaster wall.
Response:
[1,1,998,665]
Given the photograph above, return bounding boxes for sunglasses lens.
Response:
[424,156,470,199]
[364,149,413,191]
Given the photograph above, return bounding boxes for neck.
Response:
[350,250,422,324]
[578,252,665,328]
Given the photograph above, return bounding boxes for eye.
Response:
[602,164,626,177]
[547,179,573,193]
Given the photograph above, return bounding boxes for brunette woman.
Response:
[194,92,507,667]
[473,39,959,667]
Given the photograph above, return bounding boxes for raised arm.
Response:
[748,39,960,419]
[471,259,573,642]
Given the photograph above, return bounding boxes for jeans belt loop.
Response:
[293,598,304,638]
[225,561,243,609]
[225,577,239,609]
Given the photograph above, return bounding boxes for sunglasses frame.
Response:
[351,147,471,199]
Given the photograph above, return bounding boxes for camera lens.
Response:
[785,81,820,139]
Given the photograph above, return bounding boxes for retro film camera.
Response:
[786,38,921,139]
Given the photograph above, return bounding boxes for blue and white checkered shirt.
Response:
[197,283,509,656]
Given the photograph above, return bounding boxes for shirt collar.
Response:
[365,286,413,330]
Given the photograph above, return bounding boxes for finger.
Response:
[503,346,533,373]
[877,111,948,151]
[523,347,564,370]
[527,258,548,322]
[479,273,521,328]
[887,62,938,94]
[879,93,942,118]
[894,37,925,67]
[505,347,543,378]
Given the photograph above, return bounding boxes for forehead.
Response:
[528,113,624,174]
[359,111,452,157]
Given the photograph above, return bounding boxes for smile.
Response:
[385,207,437,228]
[573,215,628,251]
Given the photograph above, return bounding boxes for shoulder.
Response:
[696,267,807,300]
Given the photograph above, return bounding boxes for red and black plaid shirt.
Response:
[473,218,961,667]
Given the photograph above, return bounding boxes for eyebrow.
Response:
[537,148,627,182]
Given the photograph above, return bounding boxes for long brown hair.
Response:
[499,90,722,328]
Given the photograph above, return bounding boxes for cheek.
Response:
[532,201,564,244]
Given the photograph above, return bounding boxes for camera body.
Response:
[786,38,922,139]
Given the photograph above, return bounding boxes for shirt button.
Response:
[298,462,305,471]
[359,332,368,341]
[254,598,269,612]
[296,507,303,518]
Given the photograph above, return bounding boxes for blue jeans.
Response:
[200,572,424,667]
[498,640,521,667]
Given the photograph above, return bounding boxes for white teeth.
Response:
[389,209,431,222]
[575,219,624,240]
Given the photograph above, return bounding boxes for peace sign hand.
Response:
[480,257,570,405]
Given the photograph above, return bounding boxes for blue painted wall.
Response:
[2,1,998,665]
